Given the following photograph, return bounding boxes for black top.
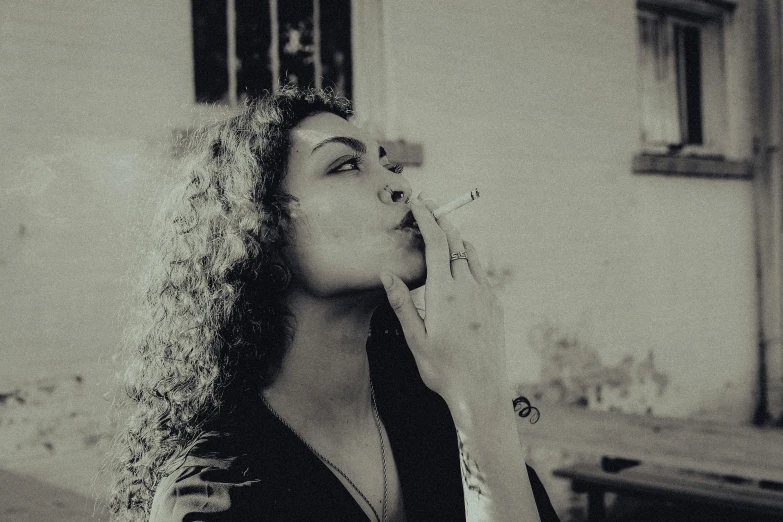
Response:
[150,306,560,521]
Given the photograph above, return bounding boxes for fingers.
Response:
[463,240,489,285]
[380,272,425,347]
[421,199,471,280]
[410,198,450,283]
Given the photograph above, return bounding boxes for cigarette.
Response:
[432,189,480,219]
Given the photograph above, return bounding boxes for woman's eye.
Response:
[331,157,362,174]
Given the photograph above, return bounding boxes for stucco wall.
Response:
[1,0,193,380]
[379,0,759,422]
[0,0,195,495]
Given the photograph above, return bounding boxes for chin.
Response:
[397,260,426,290]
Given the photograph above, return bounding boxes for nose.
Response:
[380,184,411,204]
[379,179,412,204]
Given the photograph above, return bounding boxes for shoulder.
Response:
[149,432,260,522]
[149,425,373,522]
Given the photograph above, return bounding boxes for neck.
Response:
[263,287,383,427]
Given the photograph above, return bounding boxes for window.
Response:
[191,0,352,105]
[634,0,750,177]
[186,0,423,167]
[638,14,703,149]
[636,1,731,156]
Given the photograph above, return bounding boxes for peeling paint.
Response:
[0,375,113,459]
[525,322,670,415]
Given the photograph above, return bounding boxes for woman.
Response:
[110,87,559,521]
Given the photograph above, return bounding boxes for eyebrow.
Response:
[311,136,387,159]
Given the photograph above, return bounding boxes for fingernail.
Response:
[380,272,394,290]
[423,199,438,211]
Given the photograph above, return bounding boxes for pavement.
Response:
[0,468,108,522]
[0,370,116,521]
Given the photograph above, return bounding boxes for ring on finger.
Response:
[449,251,468,262]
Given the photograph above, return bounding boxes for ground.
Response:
[0,372,112,521]
[0,468,108,522]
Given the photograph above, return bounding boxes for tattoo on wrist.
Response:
[512,395,540,424]
[457,431,486,496]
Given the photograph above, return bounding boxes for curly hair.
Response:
[108,87,353,521]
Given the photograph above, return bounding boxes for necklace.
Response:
[260,382,388,522]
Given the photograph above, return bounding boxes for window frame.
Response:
[634,0,743,178]
[637,0,737,19]
[181,0,423,167]
[637,6,726,156]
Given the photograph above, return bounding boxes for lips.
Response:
[395,210,424,250]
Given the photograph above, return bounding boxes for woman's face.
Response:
[281,112,425,297]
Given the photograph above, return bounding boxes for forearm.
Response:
[379,198,545,518]
[451,396,542,522]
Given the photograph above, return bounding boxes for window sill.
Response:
[379,141,423,166]
[632,153,753,179]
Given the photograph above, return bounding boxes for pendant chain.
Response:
[260,383,388,522]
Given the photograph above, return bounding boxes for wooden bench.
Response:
[554,458,783,520]
[515,403,783,520]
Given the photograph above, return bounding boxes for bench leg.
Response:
[586,489,606,522]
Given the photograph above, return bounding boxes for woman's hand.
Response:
[380,197,508,426]
[381,197,546,521]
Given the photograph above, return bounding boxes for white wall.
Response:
[0,2,195,492]
[379,0,759,421]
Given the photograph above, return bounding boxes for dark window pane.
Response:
[682,25,703,145]
[192,0,353,104]
[278,0,316,89]
[192,0,229,103]
[236,0,273,100]
[320,0,352,99]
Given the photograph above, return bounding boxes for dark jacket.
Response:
[150,305,559,521]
